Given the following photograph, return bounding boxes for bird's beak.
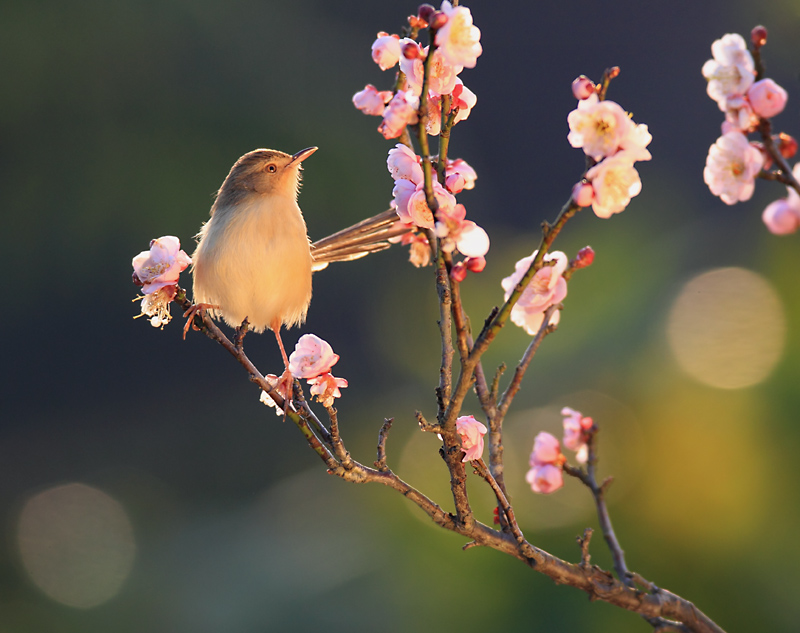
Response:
[288,146,318,167]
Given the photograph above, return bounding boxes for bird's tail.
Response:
[310,209,412,272]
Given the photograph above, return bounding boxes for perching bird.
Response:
[191,147,409,387]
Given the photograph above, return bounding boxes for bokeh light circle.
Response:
[17,483,136,608]
[667,267,785,389]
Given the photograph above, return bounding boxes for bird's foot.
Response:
[276,369,295,416]
[182,303,219,340]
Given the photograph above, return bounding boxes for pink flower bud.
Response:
[571,75,595,100]
[779,133,798,159]
[751,25,768,48]
[455,415,487,462]
[445,172,466,193]
[763,198,800,235]
[466,256,486,273]
[572,181,594,207]
[450,261,468,282]
[530,432,563,467]
[573,246,595,269]
[402,41,421,59]
[747,78,788,119]
[418,3,435,23]
[429,11,447,30]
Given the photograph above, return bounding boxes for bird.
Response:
[190,147,410,393]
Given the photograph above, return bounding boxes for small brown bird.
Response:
[191,147,408,387]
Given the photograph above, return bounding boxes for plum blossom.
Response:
[722,95,758,133]
[132,236,192,294]
[435,1,482,70]
[433,203,490,257]
[567,95,635,162]
[288,334,340,379]
[353,84,393,116]
[762,163,800,234]
[747,78,788,119]
[400,232,432,267]
[585,152,643,218]
[526,432,565,494]
[424,81,478,136]
[371,32,402,70]
[455,415,488,462]
[399,43,459,97]
[562,407,593,464]
[378,90,419,139]
[259,374,290,416]
[572,181,594,207]
[307,373,348,408]
[702,33,755,110]
[502,250,568,335]
[703,131,764,205]
[445,158,477,191]
[138,285,177,328]
[387,144,423,184]
[395,180,456,229]
[451,80,477,123]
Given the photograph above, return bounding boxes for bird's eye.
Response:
[266,164,277,173]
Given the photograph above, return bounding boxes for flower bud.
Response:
[450,261,468,282]
[747,78,788,119]
[466,256,486,273]
[418,3,435,23]
[778,133,798,159]
[429,11,448,30]
[445,172,466,193]
[607,66,620,80]
[402,41,421,59]
[132,272,144,287]
[573,246,595,269]
[571,75,595,100]
[571,181,594,207]
[751,25,768,48]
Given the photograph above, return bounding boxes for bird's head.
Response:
[214,147,317,209]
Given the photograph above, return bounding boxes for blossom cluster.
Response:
[525,407,594,495]
[131,236,192,328]
[353,1,480,140]
[701,29,800,233]
[567,76,652,218]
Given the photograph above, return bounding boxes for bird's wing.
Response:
[310,209,412,272]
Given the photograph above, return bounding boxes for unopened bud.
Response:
[445,172,466,194]
[607,66,620,80]
[465,256,486,273]
[450,261,468,282]
[407,16,427,30]
[418,3,435,23]
[778,132,798,159]
[571,75,595,100]
[402,42,421,59]
[132,272,144,287]
[751,25,768,48]
[573,246,595,269]
[429,11,448,30]
[572,181,594,207]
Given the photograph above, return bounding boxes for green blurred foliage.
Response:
[1,0,799,631]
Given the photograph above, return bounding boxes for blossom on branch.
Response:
[371,32,402,70]
[762,163,800,234]
[435,1,482,70]
[288,334,340,379]
[701,33,755,111]
[585,152,644,218]
[502,250,568,335]
[132,236,192,294]
[567,95,633,162]
[353,84,393,116]
[561,407,593,464]
[526,432,565,494]
[307,373,348,408]
[387,144,423,183]
[399,43,459,97]
[455,415,487,462]
[747,78,788,119]
[703,131,764,204]
[433,203,490,258]
[378,90,419,139]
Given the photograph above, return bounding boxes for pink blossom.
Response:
[701,33,755,109]
[259,374,291,416]
[585,152,643,218]
[561,407,592,464]
[352,84,392,116]
[455,415,487,462]
[371,32,402,70]
[619,122,652,162]
[703,131,764,205]
[399,180,456,229]
[525,464,564,494]
[434,203,490,257]
[288,334,340,379]
[138,285,177,328]
[307,373,348,408]
[502,250,568,335]
[572,181,594,207]
[450,261,467,282]
[762,198,800,235]
[387,144,423,184]
[435,1,482,70]
[132,235,192,294]
[567,95,633,161]
[465,256,486,273]
[399,44,458,97]
[747,78,788,119]
[445,157,477,190]
[572,75,595,100]
[722,95,758,133]
[378,90,419,139]
[451,80,477,123]
[530,431,563,466]
[391,179,418,224]
[401,232,432,267]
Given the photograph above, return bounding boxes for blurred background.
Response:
[1,0,799,630]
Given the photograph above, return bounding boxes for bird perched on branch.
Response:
[190,147,409,391]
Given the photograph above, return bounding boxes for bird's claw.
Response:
[182,303,219,340]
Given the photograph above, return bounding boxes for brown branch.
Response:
[375,418,393,472]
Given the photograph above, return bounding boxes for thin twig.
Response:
[375,418,394,471]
